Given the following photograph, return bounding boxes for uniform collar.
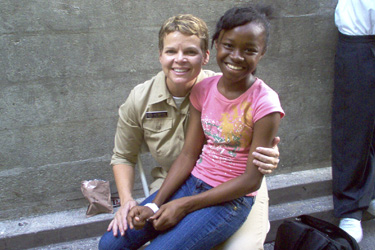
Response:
[148,71,172,105]
[148,70,210,105]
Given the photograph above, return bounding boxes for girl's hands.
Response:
[149,198,189,231]
[126,198,189,231]
[127,206,155,230]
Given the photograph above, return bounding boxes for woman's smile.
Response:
[159,31,209,96]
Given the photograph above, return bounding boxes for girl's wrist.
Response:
[180,196,198,213]
[144,203,159,213]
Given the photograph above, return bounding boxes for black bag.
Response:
[274,215,360,250]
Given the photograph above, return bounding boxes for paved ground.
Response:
[2,168,370,250]
[27,236,275,250]
[27,219,375,250]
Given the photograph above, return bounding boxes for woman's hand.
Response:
[149,198,189,231]
[252,136,280,174]
[127,205,155,230]
[107,199,138,236]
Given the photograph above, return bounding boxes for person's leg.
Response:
[212,177,269,250]
[98,191,160,250]
[99,175,199,250]
[332,34,375,243]
[145,177,254,250]
[366,123,375,215]
[332,34,375,220]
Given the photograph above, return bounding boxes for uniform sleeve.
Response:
[111,89,143,167]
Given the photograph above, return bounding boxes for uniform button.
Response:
[233,206,238,211]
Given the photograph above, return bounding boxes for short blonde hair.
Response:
[158,14,209,52]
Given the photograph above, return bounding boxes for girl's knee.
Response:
[98,231,125,250]
[98,232,111,250]
[98,234,108,250]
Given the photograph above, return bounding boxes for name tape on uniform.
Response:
[146,111,168,118]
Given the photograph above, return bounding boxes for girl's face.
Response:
[215,22,266,86]
[159,31,209,96]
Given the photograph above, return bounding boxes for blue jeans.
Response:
[99,175,254,250]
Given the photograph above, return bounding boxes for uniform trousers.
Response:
[332,32,375,220]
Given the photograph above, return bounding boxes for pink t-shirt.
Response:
[190,75,284,196]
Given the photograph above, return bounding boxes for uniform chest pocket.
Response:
[143,118,173,133]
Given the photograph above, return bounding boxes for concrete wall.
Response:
[0,0,338,221]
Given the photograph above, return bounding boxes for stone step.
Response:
[266,167,334,242]
[267,195,334,242]
[268,166,332,205]
[0,167,334,250]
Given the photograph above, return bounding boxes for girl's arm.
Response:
[152,104,206,205]
[151,108,281,231]
[127,103,205,229]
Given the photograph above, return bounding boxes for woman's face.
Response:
[215,22,266,86]
[159,31,209,96]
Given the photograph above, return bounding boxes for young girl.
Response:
[99,5,284,250]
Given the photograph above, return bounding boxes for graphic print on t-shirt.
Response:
[201,100,253,164]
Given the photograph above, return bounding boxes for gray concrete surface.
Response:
[27,221,375,250]
[1,0,338,221]
[27,220,375,250]
[1,167,374,250]
[1,167,330,249]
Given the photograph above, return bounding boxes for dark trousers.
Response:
[332,32,375,220]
